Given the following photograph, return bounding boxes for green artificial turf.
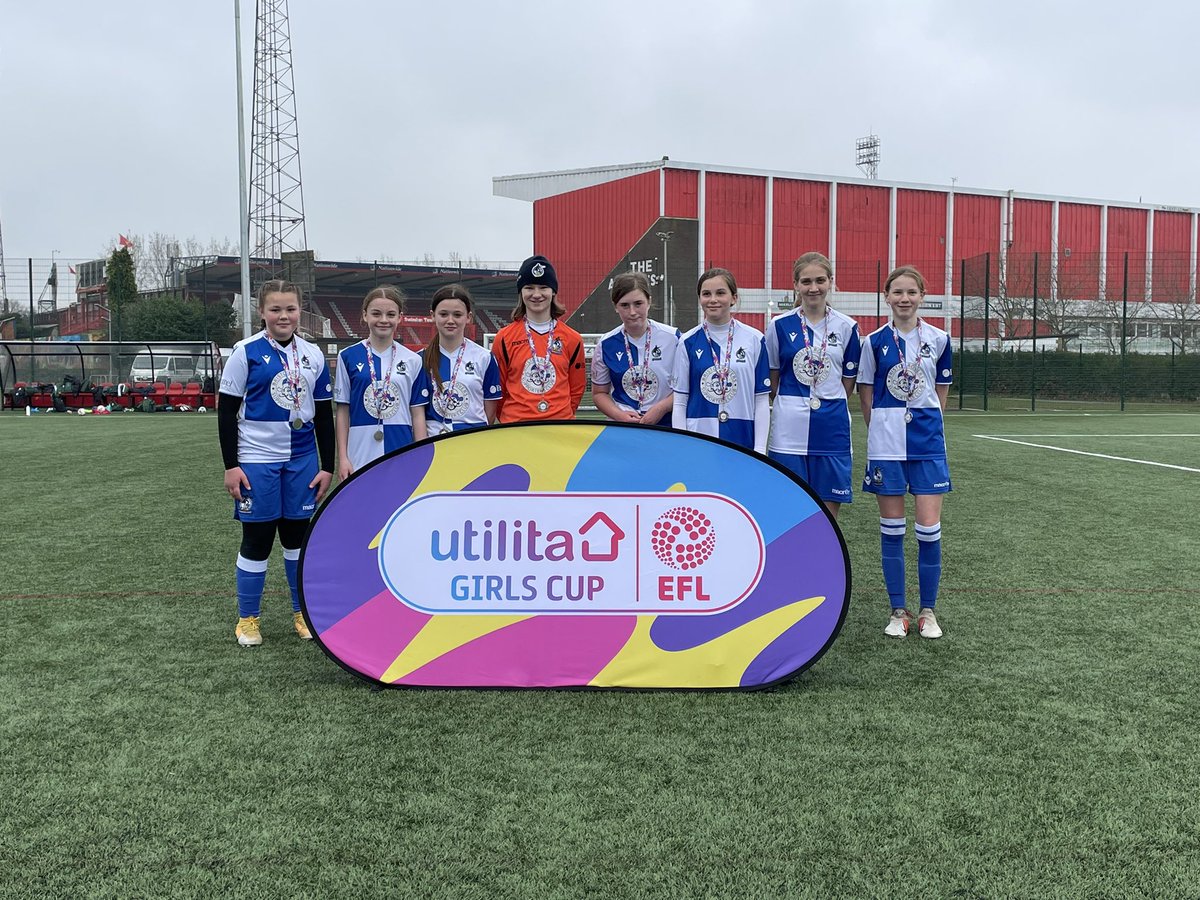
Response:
[1,411,1198,899]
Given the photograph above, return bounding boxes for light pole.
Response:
[656,231,673,326]
[234,0,252,339]
[50,249,61,309]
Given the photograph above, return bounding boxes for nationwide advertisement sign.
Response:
[300,422,850,689]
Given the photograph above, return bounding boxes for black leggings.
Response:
[239,518,309,561]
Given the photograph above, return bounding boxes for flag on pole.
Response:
[118,234,133,249]
[69,265,77,275]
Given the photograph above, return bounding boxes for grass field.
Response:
[3,408,1199,899]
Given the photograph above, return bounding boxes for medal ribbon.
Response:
[701,319,736,409]
[363,340,397,427]
[267,335,303,419]
[889,319,925,415]
[437,341,467,421]
[621,325,654,408]
[798,308,829,387]
[523,318,558,392]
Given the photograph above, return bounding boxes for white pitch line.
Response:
[973,434,1200,473]
[984,434,1200,438]
[949,411,1200,418]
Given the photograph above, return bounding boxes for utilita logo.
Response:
[377,492,764,615]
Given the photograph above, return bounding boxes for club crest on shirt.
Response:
[301,356,312,369]
[651,345,662,360]
[793,348,831,386]
[886,363,927,402]
[549,337,563,354]
[827,333,840,346]
[464,361,476,374]
[397,361,407,373]
[521,357,557,394]
[432,383,468,418]
[735,347,747,362]
[269,370,308,410]
[363,385,401,419]
[699,366,738,405]
[621,366,659,401]
[920,343,933,358]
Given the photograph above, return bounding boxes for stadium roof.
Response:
[176,256,520,301]
[493,157,1198,212]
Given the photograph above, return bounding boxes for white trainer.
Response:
[884,608,912,638]
[917,607,943,639]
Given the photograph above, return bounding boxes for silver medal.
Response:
[374,429,384,441]
[809,397,821,410]
[291,418,303,430]
[718,411,729,423]
[904,411,913,423]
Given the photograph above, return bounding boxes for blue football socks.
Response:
[879,517,907,608]
[236,554,269,618]
[283,548,302,613]
[915,521,942,609]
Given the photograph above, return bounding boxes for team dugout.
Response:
[1,341,224,411]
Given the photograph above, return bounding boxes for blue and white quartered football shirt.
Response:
[672,320,771,448]
[766,307,862,456]
[857,321,953,460]
[426,339,502,436]
[221,330,332,464]
[334,341,430,468]
[590,320,681,414]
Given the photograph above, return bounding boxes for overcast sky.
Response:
[2,0,1198,273]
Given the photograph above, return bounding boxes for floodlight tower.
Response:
[248,0,309,281]
[856,134,880,180]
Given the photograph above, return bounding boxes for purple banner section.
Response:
[300,422,851,690]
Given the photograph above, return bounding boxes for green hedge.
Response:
[957,349,1200,401]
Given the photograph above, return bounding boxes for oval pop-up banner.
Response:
[299,422,850,690]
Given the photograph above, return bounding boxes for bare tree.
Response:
[986,253,1033,348]
[110,232,238,291]
[1151,290,1200,355]
[1033,253,1101,351]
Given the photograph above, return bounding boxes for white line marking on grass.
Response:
[985,434,1200,438]
[973,434,1200,472]
[950,411,1200,418]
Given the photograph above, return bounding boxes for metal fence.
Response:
[956,251,1200,409]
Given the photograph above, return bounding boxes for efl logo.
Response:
[377,492,764,616]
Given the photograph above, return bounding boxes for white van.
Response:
[128,347,224,384]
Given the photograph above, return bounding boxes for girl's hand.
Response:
[338,459,355,482]
[310,470,333,502]
[224,467,250,501]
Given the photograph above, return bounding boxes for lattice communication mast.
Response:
[248,0,310,286]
